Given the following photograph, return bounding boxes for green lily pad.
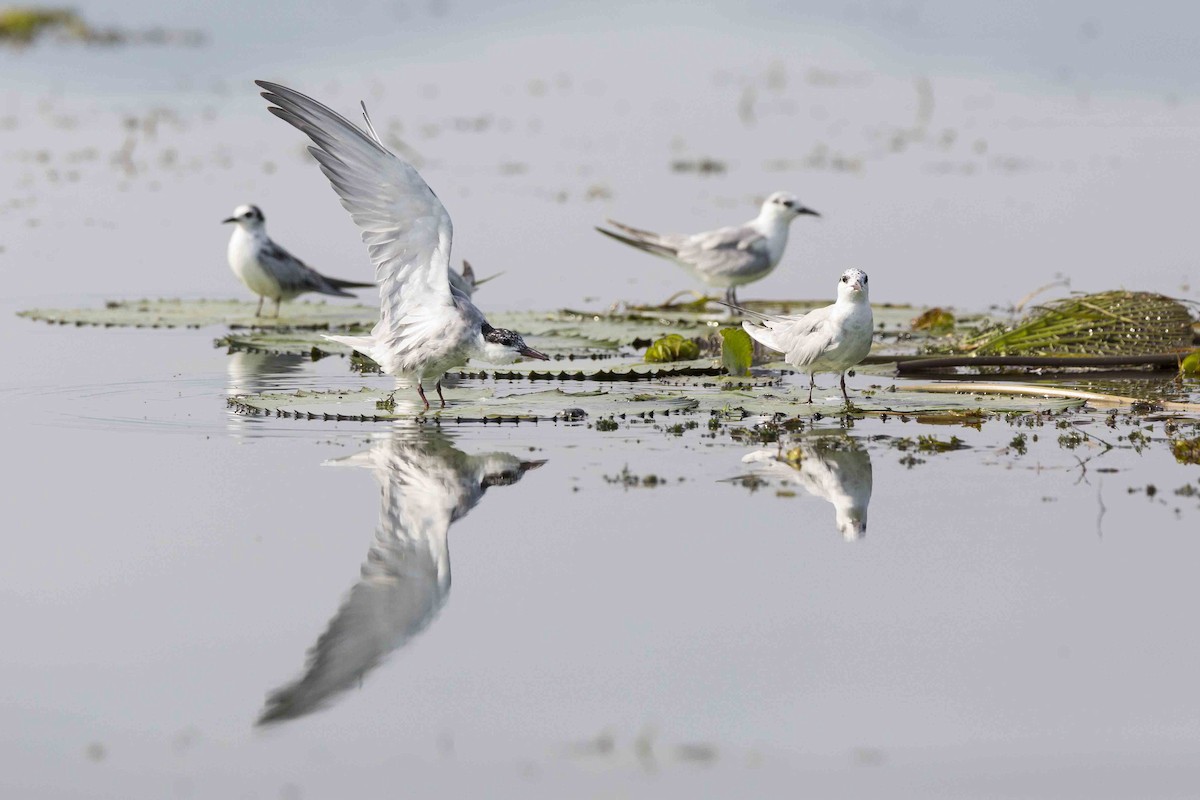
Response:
[216,330,621,359]
[228,375,1088,426]
[19,298,377,330]
[228,386,698,422]
[451,358,725,381]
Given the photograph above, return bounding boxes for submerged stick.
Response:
[901,382,1200,413]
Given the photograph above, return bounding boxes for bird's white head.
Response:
[837,268,869,302]
[760,191,820,222]
[480,323,551,365]
[222,204,266,230]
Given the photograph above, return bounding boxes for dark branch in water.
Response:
[893,353,1186,372]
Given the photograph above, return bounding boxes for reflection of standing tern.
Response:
[743,440,873,540]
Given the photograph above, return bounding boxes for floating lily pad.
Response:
[19,298,378,330]
[228,386,698,422]
[450,358,725,381]
[229,376,1087,425]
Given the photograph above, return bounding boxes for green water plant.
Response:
[644,333,701,363]
[1181,350,1200,376]
[1172,437,1200,465]
[965,291,1194,357]
[719,328,753,376]
[0,8,85,44]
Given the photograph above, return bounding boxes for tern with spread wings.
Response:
[256,81,548,409]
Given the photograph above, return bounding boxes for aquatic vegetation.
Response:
[887,435,968,457]
[20,298,376,330]
[911,307,956,334]
[719,328,754,376]
[602,466,670,488]
[644,334,701,363]
[1181,350,1200,376]
[0,8,81,45]
[965,291,1194,357]
[0,6,204,47]
[1170,437,1200,465]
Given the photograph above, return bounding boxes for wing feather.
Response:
[256,81,455,325]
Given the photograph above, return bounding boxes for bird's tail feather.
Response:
[741,320,783,353]
[604,218,661,239]
[326,277,376,290]
[595,226,677,259]
[715,301,774,321]
[323,333,377,359]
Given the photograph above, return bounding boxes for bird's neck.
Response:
[233,225,269,244]
[752,210,793,237]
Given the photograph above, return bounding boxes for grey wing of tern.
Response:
[258,430,545,725]
[597,191,819,306]
[256,239,361,297]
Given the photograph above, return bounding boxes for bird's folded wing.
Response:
[257,240,331,293]
[678,225,767,276]
[772,313,834,367]
[256,81,454,319]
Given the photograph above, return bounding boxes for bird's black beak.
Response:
[797,206,821,217]
[519,345,550,361]
[221,217,237,224]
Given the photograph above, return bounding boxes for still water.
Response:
[3,1,1200,797]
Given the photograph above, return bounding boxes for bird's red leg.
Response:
[807,374,816,404]
[255,296,264,317]
[841,373,850,406]
[436,381,447,408]
[417,383,430,410]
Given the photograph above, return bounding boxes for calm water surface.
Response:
[3,2,1200,797]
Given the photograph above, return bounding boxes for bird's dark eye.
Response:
[841,275,848,282]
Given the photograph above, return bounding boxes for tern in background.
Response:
[738,268,873,405]
[596,191,820,306]
[742,439,873,541]
[256,81,548,409]
[258,429,545,725]
[223,204,374,317]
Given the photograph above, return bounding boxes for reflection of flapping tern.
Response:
[223,204,373,317]
[739,268,873,405]
[256,81,548,410]
[742,439,872,540]
[258,430,545,725]
[596,192,820,306]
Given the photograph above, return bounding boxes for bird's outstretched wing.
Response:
[256,81,454,323]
